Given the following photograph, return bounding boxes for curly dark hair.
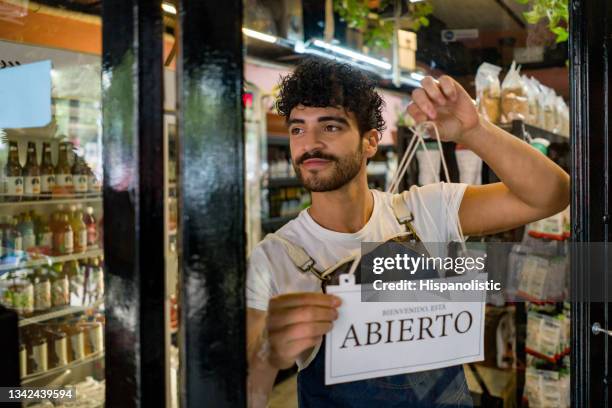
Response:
[276,59,386,135]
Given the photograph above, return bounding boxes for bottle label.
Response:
[11,283,33,314]
[56,174,73,187]
[6,176,24,196]
[71,333,85,360]
[54,337,68,366]
[38,231,53,253]
[31,342,48,373]
[74,175,88,192]
[13,236,23,252]
[78,230,87,251]
[41,174,56,194]
[23,233,36,251]
[90,325,104,353]
[64,232,73,253]
[19,347,27,377]
[34,281,51,311]
[87,225,98,247]
[51,277,69,307]
[88,175,101,192]
[24,176,41,195]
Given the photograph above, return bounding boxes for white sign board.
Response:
[325,276,485,385]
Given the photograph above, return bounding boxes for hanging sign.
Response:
[325,274,486,385]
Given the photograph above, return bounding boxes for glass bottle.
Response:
[36,215,53,256]
[4,141,23,201]
[22,141,40,199]
[55,142,73,195]
[40,142,55,199]
[18,214,36,253]
[70,206,87,253]
[50,263,69,308]
[32,268,51,313]
[72,155,89,194]
[53,214,73,255]
[83,206,98,248]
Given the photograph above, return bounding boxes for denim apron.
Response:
[270,195,475,407]
[297,343,473,408]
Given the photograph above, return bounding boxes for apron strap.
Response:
[391,193,422,242]
[264,233,326,280]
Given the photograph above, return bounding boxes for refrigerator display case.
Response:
[0,45,106,406]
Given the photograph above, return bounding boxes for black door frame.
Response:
[102,0,167,406]
[177,1,247,407]
[570,0,612,406]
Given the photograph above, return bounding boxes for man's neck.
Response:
[308,173,374,233]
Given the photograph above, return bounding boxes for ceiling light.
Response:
[162,2,176,14]
[242,28,278,44]
[311,40,392,70]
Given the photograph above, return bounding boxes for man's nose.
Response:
[300,128,325,153]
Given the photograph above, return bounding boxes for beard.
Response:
[294,146,364,192]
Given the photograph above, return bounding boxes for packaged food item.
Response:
[32,268,51,313]
[44,324,68,369]
[500,62,529,123]
[530,137,550,155]
[25,326,49,374]
[523,76,541,126]
[475,62,502,123]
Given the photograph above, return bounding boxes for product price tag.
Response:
[324,274,485,385]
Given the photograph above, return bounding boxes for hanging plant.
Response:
[333,0,433,50]
[515,0,569,43]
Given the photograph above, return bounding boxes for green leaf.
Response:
[419,16,430,27]
[555,29,569,43]
[514,0,529,4]
[523,10,542,24]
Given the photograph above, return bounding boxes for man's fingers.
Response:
[407,103,429,123]
[269,292,341,311]
[421,76,447,107]
[270,321,333,343]
[267,305,338,330]
[411,88,436,119]
[438,75,457,102]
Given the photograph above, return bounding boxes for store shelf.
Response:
[267,177,302,188]
[21,350,105,385]
[268,134,290,147]
[0,194,102,208]
[19,298,104,327]
[262,215,297,231]
[500,122,569,145]
[0,248,104,273]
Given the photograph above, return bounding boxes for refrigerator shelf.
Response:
[0,248,104,273]
[21,350,105,385]
[0,194,102,207]
[19,298,104,327]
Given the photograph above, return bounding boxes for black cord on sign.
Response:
[0,60,21,69]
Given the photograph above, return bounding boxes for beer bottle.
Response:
[72,155,89,195]
[40,142,55,199]
[83,206,98,248]
[5,141,23,201]
[55,142,73,195]
[32,268,51,313]
[22,142,40,199]
[36,215,53,256]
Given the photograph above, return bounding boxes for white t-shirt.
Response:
[247,182,468,368]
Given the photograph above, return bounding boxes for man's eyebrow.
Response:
[287,118,305,125]
[318,116,350,125]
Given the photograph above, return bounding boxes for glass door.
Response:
[0,1,105,405]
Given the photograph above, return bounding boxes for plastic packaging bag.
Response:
[501,62,529,123]
[475,62,502,123]
[523,76,540,126]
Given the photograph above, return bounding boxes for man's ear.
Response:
[363,129,380,160]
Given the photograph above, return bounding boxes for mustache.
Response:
[296,150,338,165]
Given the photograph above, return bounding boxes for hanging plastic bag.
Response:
[523,76,540,126]
[500,62,529,123]
[475,62,502,124]
[416,141,441,185]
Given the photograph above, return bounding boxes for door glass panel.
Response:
[244,0,570,407]
[0,1,105,405]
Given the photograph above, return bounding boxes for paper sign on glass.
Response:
[325,274,485,385]
[0,60,52,129]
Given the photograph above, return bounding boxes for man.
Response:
[247,59,569,407]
